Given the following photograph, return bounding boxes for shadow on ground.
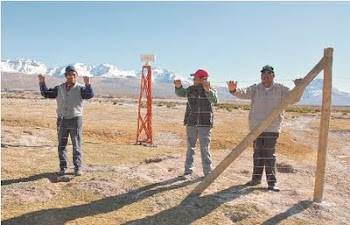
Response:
[2,174,314,225]
[2,176,201,225]
[2,172,74,185]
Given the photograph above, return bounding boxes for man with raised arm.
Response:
[38,65,94,176]
[174,69,218,178]
[227,65,302,191]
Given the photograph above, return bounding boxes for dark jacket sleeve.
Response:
[40,83,58,98]
[81,85,94,99]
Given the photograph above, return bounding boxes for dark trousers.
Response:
[252,132,279,186]
[57,117,83,170]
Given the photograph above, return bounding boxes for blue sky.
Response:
[1,1,350,91]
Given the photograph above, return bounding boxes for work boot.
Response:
[268,185,280,192]
[58,168,67,176]
[179,172,192,179]
[245,179,262,186]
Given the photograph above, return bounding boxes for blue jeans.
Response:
[184,126,213,176]
[57,117,83,170]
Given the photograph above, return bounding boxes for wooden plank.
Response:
[189,53,327,196]
[313,48,333,202]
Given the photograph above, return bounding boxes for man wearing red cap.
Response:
[174,69,218,178]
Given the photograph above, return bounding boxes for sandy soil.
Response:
[1,97,350,225]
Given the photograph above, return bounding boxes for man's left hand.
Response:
[83,76,91,86]
[203,81,211,92]
[293,78,303,86]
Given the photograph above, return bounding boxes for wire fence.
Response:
[3,74,350,100]
[2,75,349,150]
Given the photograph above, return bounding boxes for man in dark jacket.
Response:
[174,69,218,177]
[38,65,94,176]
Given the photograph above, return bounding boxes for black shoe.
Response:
[245,180,262,186]
[58,168,67,176]
[179,172,192,179]
[268,186,280,192]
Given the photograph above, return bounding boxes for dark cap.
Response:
[65,65,78,74]
[260,65,274,73]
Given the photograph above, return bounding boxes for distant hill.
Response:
[1,58,350,105]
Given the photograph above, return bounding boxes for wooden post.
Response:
[189,54,327,196]
[313,48,333,202]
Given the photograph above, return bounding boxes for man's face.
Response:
[65,71,78,84]
[193,76,207,86]
[261,71,274,88]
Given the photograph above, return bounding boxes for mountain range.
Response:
[1,59,190,84]
[1,59,349,105]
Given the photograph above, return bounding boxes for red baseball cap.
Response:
[191,69,209,78]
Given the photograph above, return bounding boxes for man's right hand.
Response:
[38,74,45,84]
[174,79,182,88]
[227,80,238,92]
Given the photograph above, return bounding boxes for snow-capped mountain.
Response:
[300,78,350,105]
[1,59,47,74]
[91,63,137,78]
[2,58,349,105]
[44,63,137,78]
[1,59,185,82]
[0,59,94,77]
[137,66,191,84]
[152,66,184,83]
[47,62,94,77]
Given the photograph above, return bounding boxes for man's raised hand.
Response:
[38,74,45,84]
[293,78,303,86]
[203,81,211,92]
[174,79,182,88]
[227,80,238,92]
[83,76,91,86]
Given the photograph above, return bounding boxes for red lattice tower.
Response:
[136,54,155,145]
